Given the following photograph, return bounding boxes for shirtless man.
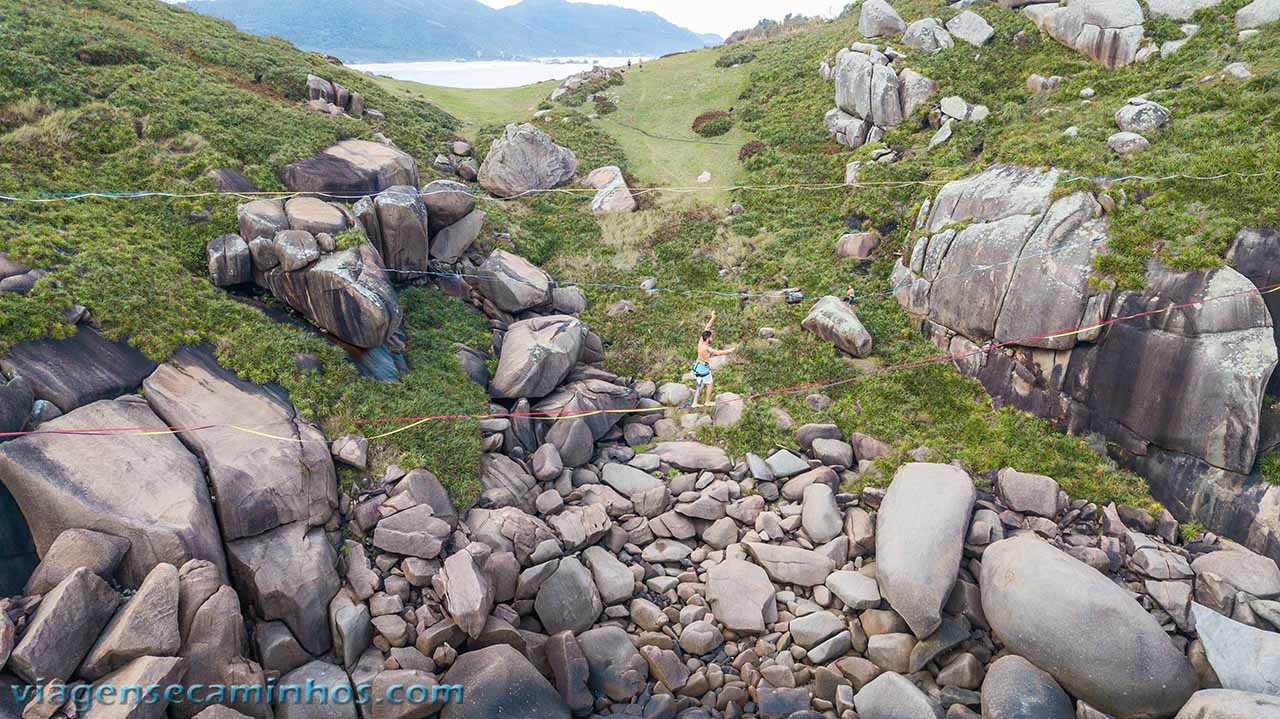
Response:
[691,310,736,408]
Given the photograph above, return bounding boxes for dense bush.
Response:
[594,97,618,115]
[714,50,756,68]
[738,140,766,161]
[692,110,734,137]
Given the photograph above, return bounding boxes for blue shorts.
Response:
[693,362,713,387]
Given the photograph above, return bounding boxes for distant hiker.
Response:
[691,310,736,408]
[844,284,857,304]
[628,59,633,70]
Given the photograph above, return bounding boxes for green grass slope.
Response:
[473,0,1280,506]
[0,0,490,500]
[373,76,559,134]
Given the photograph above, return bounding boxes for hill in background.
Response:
[183,0,719,62]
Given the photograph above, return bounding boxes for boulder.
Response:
[143,346,337,541]
[369,186,432,275]
[1108,131,1150,154]
[7,567,118,682]
[441,549,496,639]
[876,463,975,638]
[1115,98,1171,133]
[903,18,954,54]
[178,584,272,719]
[1,326,157,413]
[980,536,1197,717]
[802,296,874,357]
[208,234,252,286]
[745,542,836,586]
[802,483,843,543]
[422,179,476,233]
[262,244,402,349]
[534,380,639,463]
[651,442,733,472]
[854,671,944,719]
[860,0,907,37]
[981,655,1074,719]
[86,655,187,719]
[836,232,881,259]
[431,209,485,263]
[946,11,995,45]
[590,172,637,214]
[273,229,320,272]
[478,123,578,199]
[577,626,648,701]
[1226,227,1280,395]
[1191,602,1280,696]
[0,398,226,587]
[207,167,259,193]
[1175,689,1280,718]
[490,315,587,399]
[706,558,778,633]
[284,197,348,236]
[225,522,340,655]
[466,506,559,565]
[1236,0,1280,28]
[535,557,603,635]
[80,563,181,679]
[441,644,570,718]
[476,249,554,313]
[373,505,451,558]
[995,468,1061,517]
[0,375,32,438]
[281,139,419,197]
[1027,0,1147,68]
[834,52,902,129]
[1191,550,1280,599]
[237,200,289,243]
[25,527,130,595]
[276,660,357,719]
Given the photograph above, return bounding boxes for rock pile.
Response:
[1018,0,1151,68]
[550,66,623,102]
[0,252,43,296]
[305,74,376,118]
[822,41,937,148]
[891,163,1280,564]
[432,138,480,183]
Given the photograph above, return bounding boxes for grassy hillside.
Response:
[0,0,490,500]
[373,76,559,134]
[476,0,1280,505]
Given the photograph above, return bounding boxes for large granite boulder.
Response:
[980,536,1197,717]
[651,442,733,472]
[262,244,403,349]
[79,562,181,680]
[441,644,570,718]
[876,463,975,638]
[535,557,603,635]
[276,660,356,719]
[1175,689,1280,718]
[1025,0,1147,68]
[859,0,907,37]
[0,376,31,439]
[490,316,588,399]
[372,185,431,273]
[208,234,252,287]
[802,296,874,357]
[895,164,1280,563]
[8,566,119,682]
[284,197,349,236]
[225,522,340,655]
[422,179,476,234]
[981,655,1074,719]
[476,249,553,314]
[431,210,485,263]
[143,347,337,541]
[0,398,226,586]
[281,139,419,197]
[237,200,289,243]
[1227,227,1280,395]
[86,655,187,718]
[179,584,272,719]
[834,51,903,130]
[577,626,648,702]
[479,123,578,199]
[25,527,130,595]
[706,558,778,634]
[1,326,158,413]
[1191,602,1280,696]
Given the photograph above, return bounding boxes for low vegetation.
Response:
[0,0,487,499]
[692,110,735,137]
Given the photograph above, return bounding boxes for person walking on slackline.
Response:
[691,310,736,408]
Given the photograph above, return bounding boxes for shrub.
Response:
[738,140,766,161]
[692,111,734,137]
[594,98,618,115]
[715,50,756,68]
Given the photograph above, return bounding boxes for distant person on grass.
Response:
[691,310,736,408]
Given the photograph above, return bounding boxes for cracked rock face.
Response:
[893,163,1278,561]
[1023,0,1147,68]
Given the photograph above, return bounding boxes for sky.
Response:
[478,0,844,37]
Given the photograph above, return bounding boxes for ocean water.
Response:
[350,56,641,89]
